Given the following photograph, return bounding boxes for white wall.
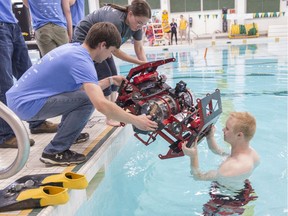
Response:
[164,0,288,35]
[12,0,287,35]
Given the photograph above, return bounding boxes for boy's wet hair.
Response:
[84,22,121,49]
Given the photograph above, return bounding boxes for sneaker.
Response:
[40,150,86,165]
[30,121,58,134]
[0,136,35,148]
[73,133,89,144]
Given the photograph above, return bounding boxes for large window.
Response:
[203,0,234,10]
[247,0,280,13]
[170,0,201,13]
[146,0,160,9]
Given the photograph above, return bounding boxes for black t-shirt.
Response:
[170,22,177,33]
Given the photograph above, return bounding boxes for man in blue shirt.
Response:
[23,0,73,56]
[0,1,58,148]
[73,0,151,126]
[6,22,158,166]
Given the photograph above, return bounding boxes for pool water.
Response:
[76,41,287,216]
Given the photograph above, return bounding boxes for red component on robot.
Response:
[116,58,222,159]
[190,117,201,128]
[133,71,158,85]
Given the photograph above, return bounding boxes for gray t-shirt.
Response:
[73,5,142,45]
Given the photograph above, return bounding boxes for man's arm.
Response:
[83,82,158,131]
[97,75,125,90]
[182,140,218,181]
[206,125,229,156]
[69,0,76,6]
[112,48,146,65]
[61,0,73,42]
[133,40,147,62]
[23,0,29,8]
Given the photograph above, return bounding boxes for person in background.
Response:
[182,112,260,214]
[170,18,177,45]
[6,22,158,166]
[179,15,187,44]
[73,0,151,126]
[69,0,85,30]
[0,1,59,148]
[162,18,171,45]
[23,0,73,56]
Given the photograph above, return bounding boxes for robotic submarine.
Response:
[116,58,222,159]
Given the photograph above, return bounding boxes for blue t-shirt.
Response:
[26,0,67,30]
[6,43,97,120]
[73,5,142,45]
[71,0,84,27]
[0,1,17,23]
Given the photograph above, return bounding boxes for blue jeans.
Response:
[29,90,94,154]
[0,22,44,144]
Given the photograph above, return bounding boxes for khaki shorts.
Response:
[35,23,69,56]
[179,29,186,37]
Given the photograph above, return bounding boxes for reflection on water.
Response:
[203,180,257,215]
[77,42,287,216]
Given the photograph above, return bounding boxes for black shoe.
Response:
[0,136,35,148]
[40,150,86,165]
[30,121,58,134]
[73,133,89,144]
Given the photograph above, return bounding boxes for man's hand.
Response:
[182,137,199,157]
[112,75,128,86]
[133,115,158,131]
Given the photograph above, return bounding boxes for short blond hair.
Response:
[229,112,256,141]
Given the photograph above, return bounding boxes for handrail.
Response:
[0,101,30,179]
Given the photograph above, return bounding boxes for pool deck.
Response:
[0,35,287,216]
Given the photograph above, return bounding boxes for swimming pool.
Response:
[76,40,288,215]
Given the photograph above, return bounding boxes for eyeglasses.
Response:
[136,20,144,27]
[132,13,147,28]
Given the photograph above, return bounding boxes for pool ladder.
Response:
[0,101,30,179]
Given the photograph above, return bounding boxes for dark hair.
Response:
[105,0,151,18]
[84,22,121,49]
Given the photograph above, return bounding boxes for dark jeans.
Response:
[171,31,177,44]
[94,56,118,96]
[0,22,44,144]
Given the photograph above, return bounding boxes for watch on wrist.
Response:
[109,77,113,86]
